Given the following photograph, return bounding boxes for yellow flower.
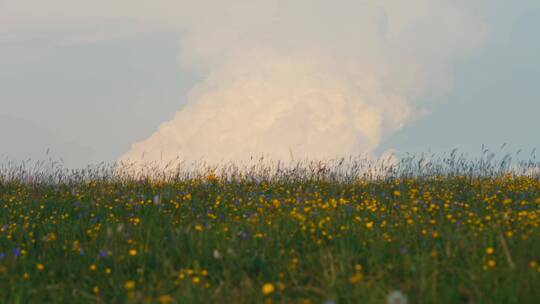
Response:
[485,247,494,255]
[124,280,136,290]
[194,225,204,232]
[365,221,374,229]
[262,283,275,295]
[207,172,218,182]
[105,268,112,275]
[36,263,45,271]
[192,276,201,284]
[348,273,363,284]
[487,259,496,268]
[23,272,30,280]
[529,260,538,269]
[159,295,174,304]
[89,264,97,271]
[92,286,99,294]
[129,249,137,256]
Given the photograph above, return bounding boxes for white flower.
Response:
[227,247,236,257]
[116,224,124,233]
[213,249,222,259]
[387,290,407,304]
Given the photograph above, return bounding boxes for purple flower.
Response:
[99,249,107,258]
[239,231,249,240]
[12,247,21,257]
[0,252,5,260]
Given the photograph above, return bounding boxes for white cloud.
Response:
[1,0,487,168]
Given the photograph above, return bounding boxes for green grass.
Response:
[0,157,539,303]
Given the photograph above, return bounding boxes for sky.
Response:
[0,0,538,169]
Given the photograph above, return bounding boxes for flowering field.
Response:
[1,159,539,303]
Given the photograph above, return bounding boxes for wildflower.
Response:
[239,231,249,240]
[365,221,374,229]
[262,283,275,295]
[124,280,136,290]
[194,225,204,232]
[213,249,222,259]
[529,260,538,269]
[116,224,124,233]
[46,232,56,242]
[92,286,99,294]
[159,295,174,304]
[89,264,97,271]
[207,172,218,182]
[485,247,494,255]
[348,273,363,284]
[105,268,112,275]
[99,249,107,258]
[487,259,496,268]
[129,249,137,256]
[36,263,45,271]
[23,272,30,280]
[192,276,201,284]
[387,290,407,304]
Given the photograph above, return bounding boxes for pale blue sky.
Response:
[378,1,540,157]
[0,1,538,168]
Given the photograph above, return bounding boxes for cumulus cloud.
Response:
[2,0,487,167]
[121,0,486,167]
[125,50,412,164]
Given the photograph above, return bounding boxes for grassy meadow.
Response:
[0,154,539,303]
